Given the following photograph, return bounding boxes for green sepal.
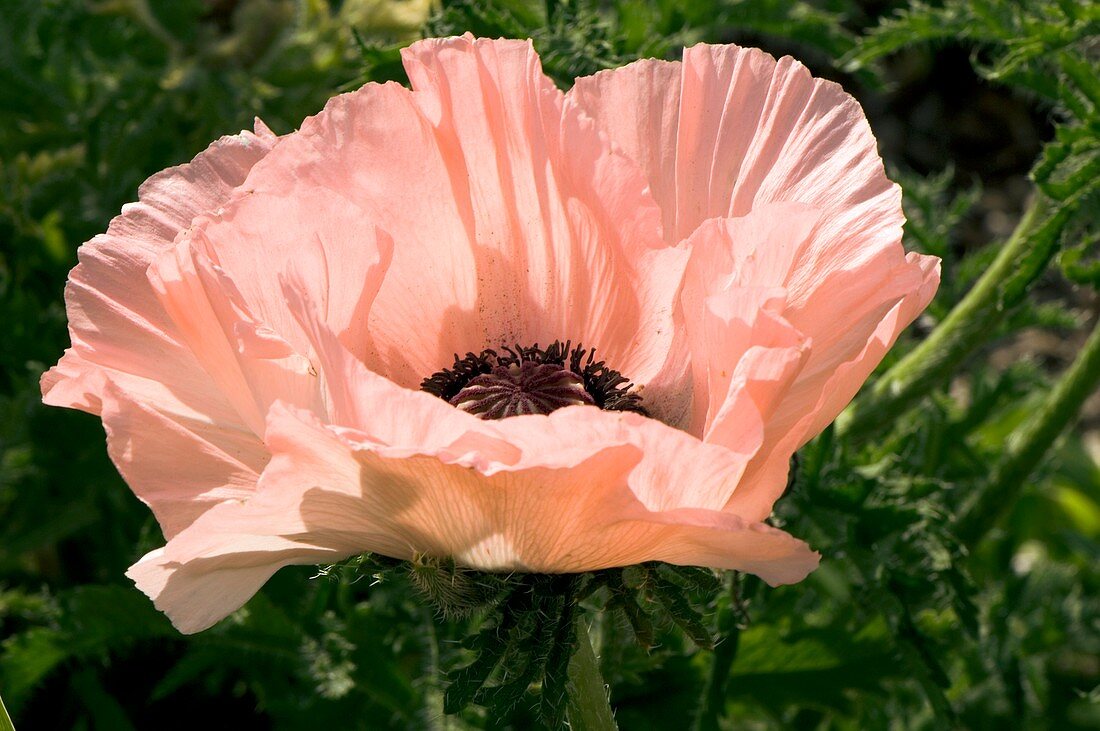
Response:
[605,571,655,650]
[405,554,513,619]
[648,569,715,650]
[347,555,725,722]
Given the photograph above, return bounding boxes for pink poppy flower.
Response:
[43,35,939,633]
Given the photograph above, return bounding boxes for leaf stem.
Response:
[839,193,1064,441]
[566,619,617,731]
[956,312,1100,542]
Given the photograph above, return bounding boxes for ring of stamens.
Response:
[420,341,646,419]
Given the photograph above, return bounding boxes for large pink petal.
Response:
[678,205,939,519]
[143,212,392,436]
[200,36,685,409]
[575,49,941,516]
[572,42,942,439]
[42,122,277,535]
[679,206,819,443]
[568,58,682,240]
[100,380,268,537]
[42,122,277,415]
[129,401,817,633]
[572,44,905,250]
[401,35,683,386]
[725,253,939,519]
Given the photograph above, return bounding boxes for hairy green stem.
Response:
[839,194,1062,441]
[956,313,1100,542]
[421,605,450,731]
[566,620,617,731]
[693,572,742,731]
[880,584,957,722]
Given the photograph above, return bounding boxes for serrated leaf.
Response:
[0,583,177,711]
[0,628,68,710]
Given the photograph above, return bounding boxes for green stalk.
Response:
[956,313,1100,542]
[566,620,618,731]
[0,693,14,731]
[693,572,742,731]
[839,193,1065,441]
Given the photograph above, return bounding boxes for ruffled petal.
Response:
[575,48,941,519]
[42,122,277,534]
[679,205,819,443]
[130,400,817,634]
[400,34,676,362]
[726,253,939,519]
[572,42,942,439]
[568,58,682,240]
[42,121,276,415]
[403,35,688,405]
[201,36,684,407]
[144,212,392,436]
[574,44,905,249]
[101,380,268,538]
[678,203,939,519]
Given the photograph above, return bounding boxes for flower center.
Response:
[420,341,646,420]
[451,362,594,419]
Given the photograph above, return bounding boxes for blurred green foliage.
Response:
[1,0,1098,728]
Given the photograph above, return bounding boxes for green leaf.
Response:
[0,585,174,711]
[726,619,900,711]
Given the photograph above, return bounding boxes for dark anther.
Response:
[419,340,647,419]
